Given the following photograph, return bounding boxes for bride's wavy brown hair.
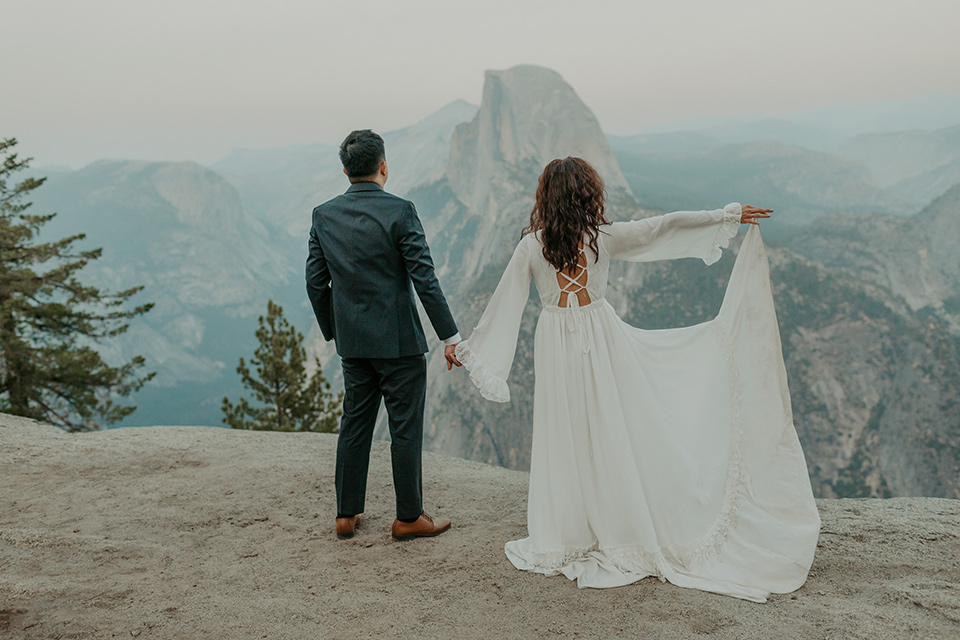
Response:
[522,157,610,272]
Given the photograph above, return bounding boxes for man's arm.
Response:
[398,201,460,348]
[305,224,335,341]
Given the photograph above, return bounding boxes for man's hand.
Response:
[445,343,462,370]
[740,204,773,225]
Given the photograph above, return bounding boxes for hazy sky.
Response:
[3,0,959,168]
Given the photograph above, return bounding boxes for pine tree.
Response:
[0,138,155,430]
[222,300,342,432]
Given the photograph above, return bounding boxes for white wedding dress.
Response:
[455,205,820,603]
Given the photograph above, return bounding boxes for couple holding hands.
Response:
[306,129,819,602]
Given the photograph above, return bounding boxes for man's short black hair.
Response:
[339,129,385,178]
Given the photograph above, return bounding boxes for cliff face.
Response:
[427,66,635,286]
[447,65,629,211]
[776,184,960,498]
[788,183,960,331]
[397,66,960,499]
[766,249,960,499]
[30,160,298,425]
[380,66,646,470]
[383,99,479,197]
[36,160,292,312]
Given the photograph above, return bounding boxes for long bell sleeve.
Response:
[607,203,742,265]
[455,237,533,403]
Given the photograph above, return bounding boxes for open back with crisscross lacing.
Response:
[556,245,592,307]
[527,232,611,311]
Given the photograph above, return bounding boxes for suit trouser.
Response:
[336,355,426,521]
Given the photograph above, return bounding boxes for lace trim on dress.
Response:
[516,542,667,581]
[455,340,510,403]
[703,203,742,266]
[519,544,599,572]
[655,204,748,566]
[604,544,667,580]
[665,316,748,569]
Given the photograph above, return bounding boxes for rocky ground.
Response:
[2,413,959,639]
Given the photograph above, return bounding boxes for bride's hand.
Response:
[445,343,462,370]
[740,204,772,225]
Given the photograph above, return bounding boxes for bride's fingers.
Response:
[740,205,772,225]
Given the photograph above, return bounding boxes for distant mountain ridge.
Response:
[839,126,960,204]
[610,138,916,234]
[21,66,960,499]
[786,183,960,332]
[609,128,960,241]
[369,66,960,499]
[637,91,960,146]
[613,93,960,224]
[30,159,300,424]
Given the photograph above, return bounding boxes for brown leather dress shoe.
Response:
[336,514,362,539]
[391,513,451,541]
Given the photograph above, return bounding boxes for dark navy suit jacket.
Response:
[305,182,458,359]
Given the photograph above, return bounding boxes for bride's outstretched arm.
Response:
[454,237,533,403]
[607,203,749,265]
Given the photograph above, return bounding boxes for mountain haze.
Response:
[31,160,300,424]
[431,65,636,285]
[614,96,960,228]
[385,66,960,499]
[611,138,915,233]
[787,183,960,333]
[25,101,483,428]
[406,65,647,469]
[839,125,960,204]
[20,65,960,499]
[640,91,960,145]
[447,66,630,209]
[213,100,478,236]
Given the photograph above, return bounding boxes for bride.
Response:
[452,157,820,602]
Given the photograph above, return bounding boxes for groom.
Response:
[306,129,462,541]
